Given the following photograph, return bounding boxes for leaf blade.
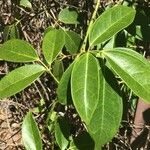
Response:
[0,39,39,62]
[20,0,32,8]
[55,117,70,150]
[0,64,45,99]
[64,30,82,54]
[57,62,74,105]
[69,132,94,150]
[102,48,150,103]
[22,112,42,150]
[87,66,122,148]
[89,5,136,46]
[42,29,65,65]
[52,59,64,81]
[58,8,78,24]
[71,53,100,124]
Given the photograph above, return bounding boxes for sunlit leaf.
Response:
[20,0,32,8]
[0,39,39,62]
[71,53,99,124]
[42,29,65,65]
[0,64,45,99]
[58,8,79,24]
[44,26,54,36]
[64,30,81,54]
[89,5,136,46]
[102,48,150,103]
[22,112,42,150]
[87,65,122,148]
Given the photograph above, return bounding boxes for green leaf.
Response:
[44,26,54,36]
[114,31,126,47]
[0,39,39,62]
[22,111,42,150]
[55,117,70,150]
[69,132,94,150]
[89,5,136,46]
[58,8,79,24]
[87,65,122,148]
[57,62,74,105]
[0,64,45,99]
[20,0,32,8]
[3,26,10,41]
[64,30,81,54]
[3,24,20,41]
[52,59,64,81]
[102,36,115,49]
[71,53,100,124]
[102,48,150,103]
[9,24,20,39]
[42,29,65,65]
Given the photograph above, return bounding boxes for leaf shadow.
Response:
[73,131,95,150]
[126,3,150,42]
[100,61,122,98]
[57,116,70,140]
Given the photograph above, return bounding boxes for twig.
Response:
[39,60,59,84]
[80,0,101,52]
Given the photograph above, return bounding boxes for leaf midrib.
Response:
[106,49,150,66]
[29,115,37,150]
[30,115,42,150]
[83,53,89,120]
[90,10,134,46]
[100,75,105,137]
[65,31,76,48]
[0,70,44,93]
[2,47,38,60]
[105,55,150,99]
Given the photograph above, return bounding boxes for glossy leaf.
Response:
[55,117,70,150]
[71,53,100,124]
[102,37,115,49]
[52,59,64,81]
[44,26,54,36]
[57,62,74,105]
[87,65,122,148]
[89,5,136,46]
[102,48,150,103]
[0,39,39,62]
[20,0,32,8]
[42,29,65,65]
[58,8,79,24]
[22,112,42,150]
[0,64,45,99]
[64,30,81,54]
